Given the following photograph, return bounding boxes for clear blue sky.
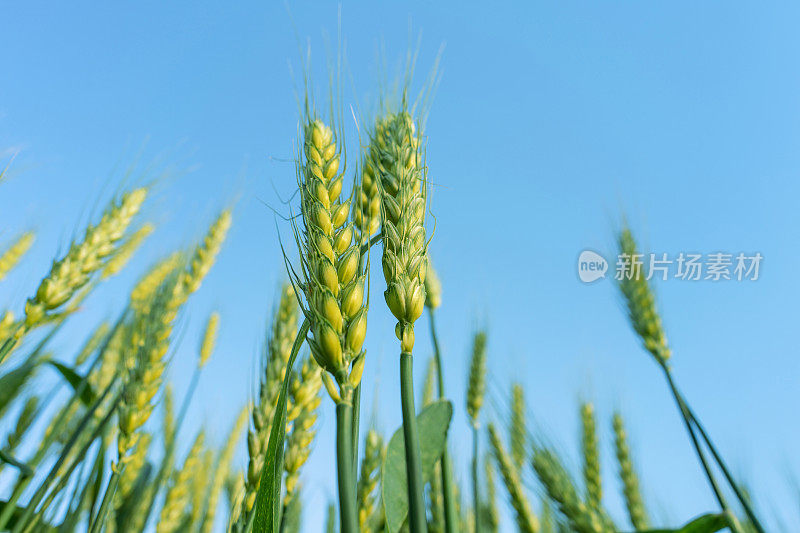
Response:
[2,2,799,531]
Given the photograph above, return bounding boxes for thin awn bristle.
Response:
[0,232,35,281]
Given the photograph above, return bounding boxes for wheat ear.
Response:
[612,413,649,530]
[0,232,35,281]
[580,403,602,513]
[202,406,248,533]
[488,424,539,533]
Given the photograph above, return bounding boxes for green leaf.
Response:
[253,319,310,533]
[46,360,96,406]
[639,512,729,533]
[381,399,453,533]
[0,360,39,418]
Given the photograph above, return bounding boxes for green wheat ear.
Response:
[466,330,488,427]
[509,383,527,472]
[617,225,670,366]
[612,412,649,530]
[580,403,602,514]
[488,424,539,533]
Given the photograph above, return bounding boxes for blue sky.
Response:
[2,2,800,531]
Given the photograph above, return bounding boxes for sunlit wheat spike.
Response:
[284,355,323,505]
[198,311,220,368]
[225,471,246,530]
[116,275,179,470]
[202,405,248,533]
[612,412,649,530]
[178,209,232,298]
[581,403,602,513]
[466,330,488,427]
[424,255,442,311]
[189,448,215,527]
[532,447,610,533]
[357,429,384,531]
[117,432,153,505]
[24,188,147,328]
[488,424,539,533]
[102,222,154,278]
[0,232,34,281]
[243,283,298,513]
[296,116,368,405]
[157,430,205,533]
[5,395,38,452]
[509,382,527,472]
[354,119,386,240]
[540,494,556,533]
[484,452,500,533]
[616,226,670,366]
[130,252,182,312]
[375,109,428,353]
[75,321,111,366]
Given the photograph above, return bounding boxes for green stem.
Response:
[352,383,361,479]
[661,367,739,531]
[428,309,458,533]
[673,383,766,533]
[472,425,481,533]
[336,402,358,533]
[400,351,427,533]
[89,471,120,533]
